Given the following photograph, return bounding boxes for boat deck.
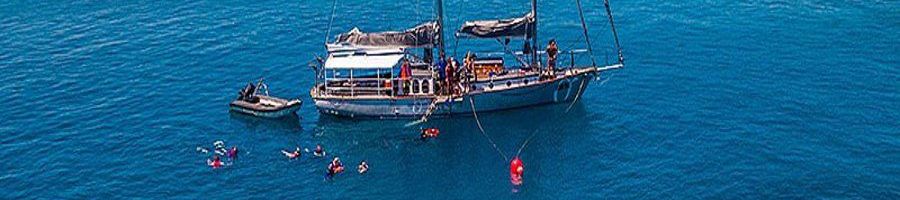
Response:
[311,65,608,100]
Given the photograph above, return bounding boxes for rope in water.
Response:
[519,75,615,157]
[469,97,509,161]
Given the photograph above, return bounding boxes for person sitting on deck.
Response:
[546,39,559,77]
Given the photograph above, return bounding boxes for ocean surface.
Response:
[1,0,898,199]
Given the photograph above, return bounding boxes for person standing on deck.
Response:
[444,58,455,95]
[464,53,477,92]
[546,40,559,77]
[435,53,448,95]
[399,59,412,95]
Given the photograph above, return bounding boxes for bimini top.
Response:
[324,48,405,69]
[457,12,535,38]
[332,22,438,49]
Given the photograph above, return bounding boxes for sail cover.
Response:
[457,12,534,38]
[334,22,438,48]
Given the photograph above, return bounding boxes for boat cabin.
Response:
[319,48,436,97]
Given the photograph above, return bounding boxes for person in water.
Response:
[227,146,238,159]
[357,160,369,174]
[281,147,301,159]
[213,141,227,156]
[208,155,223,169]
[314,144,326,157]
[327,157,344,176]
[420,128,439,141]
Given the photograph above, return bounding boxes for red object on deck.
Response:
[510,157,524,185]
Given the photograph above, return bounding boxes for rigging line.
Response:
[575,0,597,66]
[323,0,338,45]
[469,96,509,161]
[603,0,624,64]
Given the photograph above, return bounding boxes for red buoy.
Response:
[510,157,524,185]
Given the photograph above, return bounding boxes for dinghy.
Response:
[229,79,302,118]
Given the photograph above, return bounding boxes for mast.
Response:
[436,0,446,59]
[530,0,538,68]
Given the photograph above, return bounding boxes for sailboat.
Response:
[309,0,624,120]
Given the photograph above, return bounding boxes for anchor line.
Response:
[517,75,615,157]
[469,96,509,161]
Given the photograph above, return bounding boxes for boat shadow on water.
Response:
[228,111,302,131]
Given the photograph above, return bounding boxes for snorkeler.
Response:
[281,147,301,159]
[207,155,223,169]
[314,144,326,158]
[227,146,238,159]
[357,160,369,174]
[213,141,227,156]
[327,157,344,176]
[420,128,440,140]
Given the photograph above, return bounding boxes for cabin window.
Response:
[412,80,420,94]
[422,80,430,94]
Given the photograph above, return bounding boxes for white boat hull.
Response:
[313,69,598,119]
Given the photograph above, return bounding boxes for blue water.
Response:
[1,0,898,199]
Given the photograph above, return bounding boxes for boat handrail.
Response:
[325,77,391,82]
[325,87,391,91]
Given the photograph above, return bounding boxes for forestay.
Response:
[457,12,535,38]
[333,22,439,48]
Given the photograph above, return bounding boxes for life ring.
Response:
[553,78,573,102]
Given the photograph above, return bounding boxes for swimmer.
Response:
[196,147,209,154]
[327,157,344,176]
[357,160,369,174]
[420,128,440,140]
[214,141,227,156]
[313,144,326,158]
[227,146,238,159]
[281,147,301,159]
[207,155,223,169]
